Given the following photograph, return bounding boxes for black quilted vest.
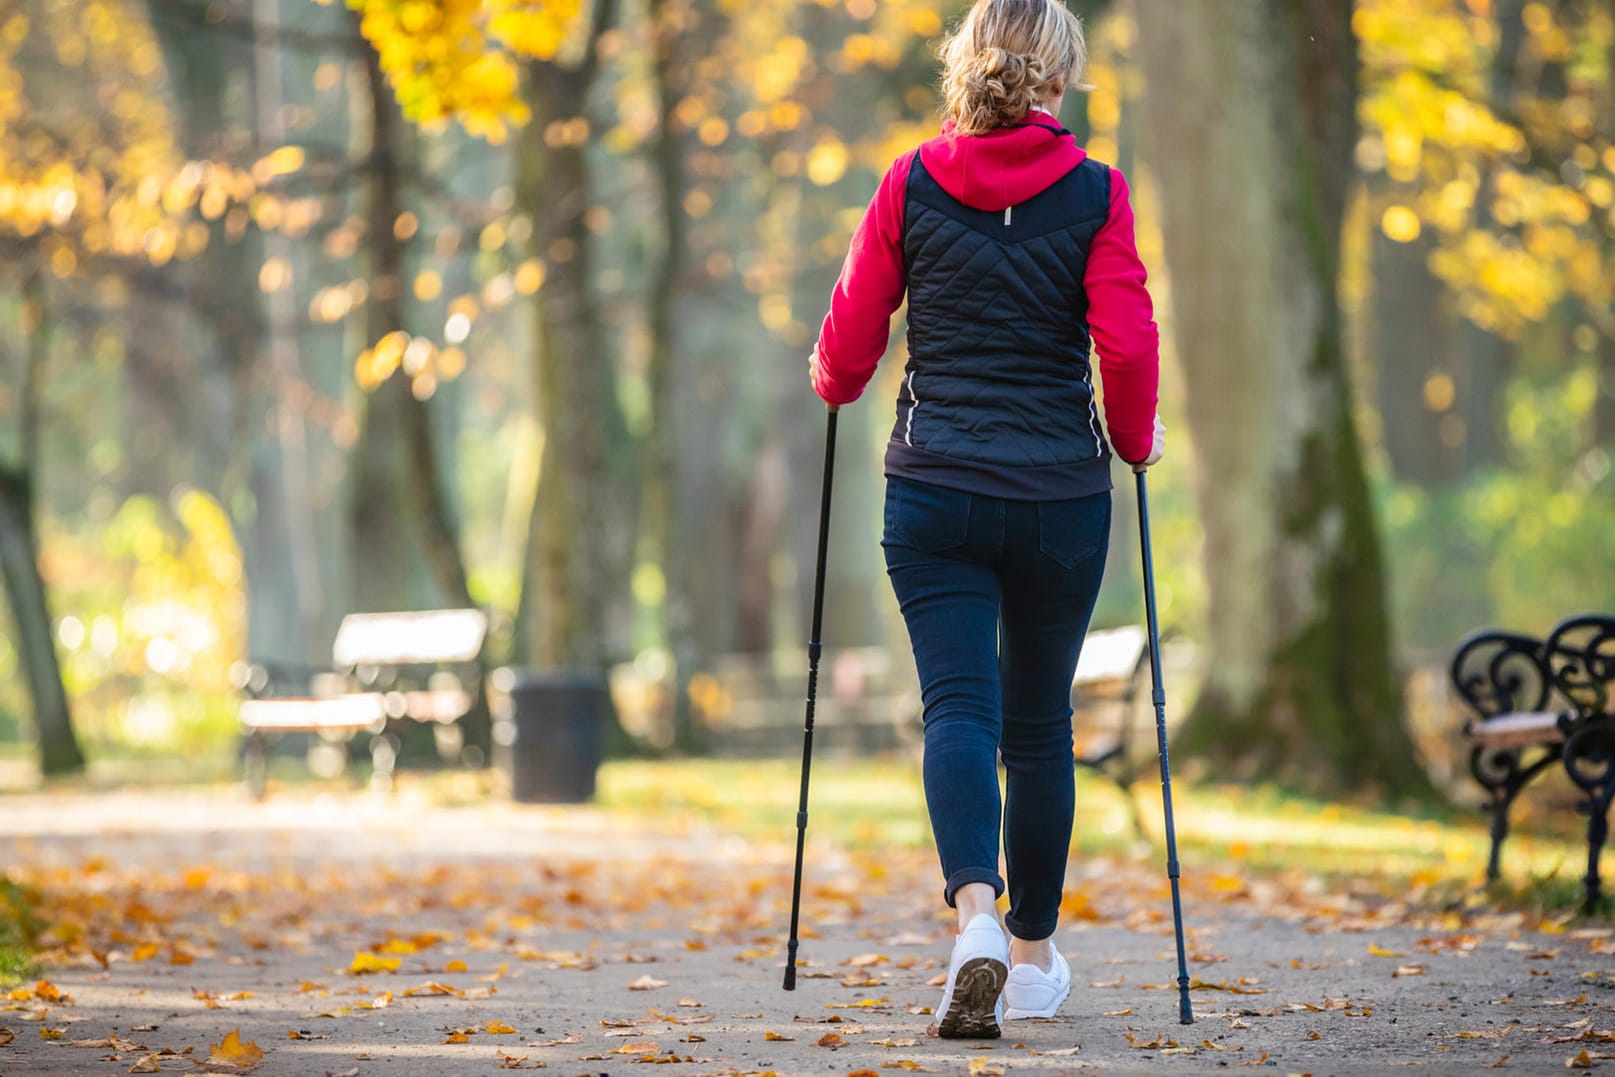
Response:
[884,148,1114,500]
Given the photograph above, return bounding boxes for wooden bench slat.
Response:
[240,694,387,732]
[1074,626,1147,687]
[332,609,488,667]
[1467,710,1566,749]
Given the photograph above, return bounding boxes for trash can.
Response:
[504,671,607,804]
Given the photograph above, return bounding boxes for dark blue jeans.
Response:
[883,475,1111,941]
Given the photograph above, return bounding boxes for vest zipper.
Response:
[1004,205,1013,226]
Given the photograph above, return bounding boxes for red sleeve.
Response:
[1084,167,1160,465]
[811,152,914,406]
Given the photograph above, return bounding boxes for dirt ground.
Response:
[0,788,1611,1076]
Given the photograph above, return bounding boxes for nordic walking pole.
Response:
[784,404,839,991]
[1135,468,1194,1024]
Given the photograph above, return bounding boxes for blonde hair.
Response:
[940,0,1087,135]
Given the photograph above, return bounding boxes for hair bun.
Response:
[941,0,1087,135]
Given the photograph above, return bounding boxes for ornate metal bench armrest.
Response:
[1450,629,1551,722]
[1544,614,1615,724]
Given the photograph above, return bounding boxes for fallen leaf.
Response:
[870,1038,920,1047]
[128,1055,163,1073]
[40,1027,64,1040]
[1200,1040,1243,1052]
[882,1062,935,1072]
[404,982,463,998]
[677,998,703,1008]
[482,1021,519,1035]
[1104,1008,1133,1016]
[846,954,888,968]
[818,1031,844,1047]
[1241,1051,1272,1066]
[444,959,468,973]
[826,997,891,1010]
[967,1059,1006,1076]
[765,1031,794,1041]
[0,1028,13,1046]
[1393,965,1425,978]
[628,975,668,991]
[1450,1025,1518,1040]
[347,952,401,975]
[1126,1032,1177,1049]
[1031,1046,1082,1056]
[443,1031,471,1044]
[1368,945,1407,958]
[610,1040,661,1055]
[1091,976,1125,988]
[207,1029,264,1069]
[131,944,160,963]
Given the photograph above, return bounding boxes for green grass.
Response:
[0,878,43,987]
[590,756,1603,915]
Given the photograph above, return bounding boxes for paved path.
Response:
[0,789,1611,1076]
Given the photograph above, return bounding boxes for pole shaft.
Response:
[1135,469,1194,1024]
[785,409,838,990]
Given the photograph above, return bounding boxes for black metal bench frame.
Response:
[1451,613,1615,912]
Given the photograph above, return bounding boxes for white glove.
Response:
[1132,415,1166,473]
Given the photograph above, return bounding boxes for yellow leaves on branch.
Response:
[0,0,193,267]
[347,0,586,143]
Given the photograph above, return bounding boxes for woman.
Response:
[809,0,1166,1040]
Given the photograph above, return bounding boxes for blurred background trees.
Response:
[0,0,1609,795]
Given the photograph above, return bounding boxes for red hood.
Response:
[917,110,1087,212]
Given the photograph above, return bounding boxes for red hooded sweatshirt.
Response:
[811,110,1160,466]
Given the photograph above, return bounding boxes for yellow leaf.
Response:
[445,959,468,973]
[764,1031,794,1041]
[207,1029,265,1069]
[132,943,160,962]
[1368,945,1407,958]
[349,952,401,974]
[40,1027,65,1040]
[967,1059,1006,1076]
[403,982,462,998]
[482,1021,518,1035]
[443,1031,470,1044]
[128,1054,163,1073]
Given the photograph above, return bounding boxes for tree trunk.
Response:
[513,0,636,701]
[0,273,83,776]
[0,470,81,776]
[349,25,474,617]
[1135,0,1430,798]
[642,0,704,751]
[1371,229,1454,486]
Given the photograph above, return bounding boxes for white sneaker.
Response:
[1002,945,1071,1019]
[936,913,1009,1039]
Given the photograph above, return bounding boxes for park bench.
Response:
[235,608,489,799]
[1451,613,1615,912]
[667,626,1177,798]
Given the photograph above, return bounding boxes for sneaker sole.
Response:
[938,957,1007,1039]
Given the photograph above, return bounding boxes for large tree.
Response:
[1134,0,1431,797]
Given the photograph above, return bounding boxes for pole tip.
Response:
[782,965,797,991]
[1178,996,1194,1024]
